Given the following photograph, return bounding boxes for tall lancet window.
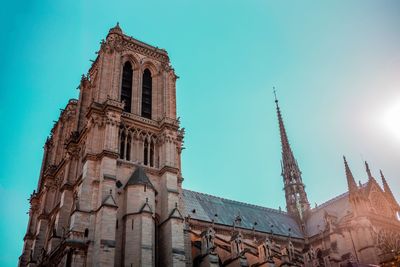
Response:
[119,131,126,159]
[143,139,155,167]
[126,133,131,161]
[121,62,133,113]
[150,141,154,167]
[141,69,152,119]
[144,139,149,165]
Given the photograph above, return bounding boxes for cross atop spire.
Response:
[274,89,310,222]
[343,156,358,192]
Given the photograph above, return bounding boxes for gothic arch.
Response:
[120,53,140,70]
[140,60,159,76]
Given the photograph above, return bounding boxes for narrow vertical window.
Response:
[121,62,133,113]
[141,69,152,119]
[66,249,73,267]
[120,131,126,159]
[150,141,154,167]
[126,134,131,161]
[144,140,149,165]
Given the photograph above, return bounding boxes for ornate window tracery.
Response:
[120,131,126,159]
[119,126,157,167]
[144,139,149,165]
[143,139,155,167]
[370,192,391,217]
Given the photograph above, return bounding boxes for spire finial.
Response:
[343,156,358,192]
[273,86,278,103]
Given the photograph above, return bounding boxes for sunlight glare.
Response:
[382,98,400,142]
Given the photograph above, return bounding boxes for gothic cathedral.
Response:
[19,24,400,267]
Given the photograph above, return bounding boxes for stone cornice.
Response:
[103,97,124,112]
[84,150,119,162]
[159,165,180,176]
[121,112,159,128]
[121,112,181,131]
[104,32,169,63]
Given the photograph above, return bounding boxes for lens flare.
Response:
[382,98,400,141]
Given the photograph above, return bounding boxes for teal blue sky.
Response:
[1,1,400,265]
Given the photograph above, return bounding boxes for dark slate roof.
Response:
[182,189,304,238]
[306,183,368,237]
[306,191,352,237]
[125,167,155,190]
[306,182,369,236]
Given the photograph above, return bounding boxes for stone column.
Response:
[158,170,186,267]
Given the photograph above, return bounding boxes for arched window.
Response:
[144,139,149,165]
[120,131,126,159]
[142,69,152,119]
[121,62,133,113]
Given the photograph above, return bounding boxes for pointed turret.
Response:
[365,161,377,184]
[380,170,399,208]
[343,156,358,192]
[274,90,310,222]
[109,22,123,35]
[124,166,155,190]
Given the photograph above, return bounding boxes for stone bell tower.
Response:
[19,23,186,267]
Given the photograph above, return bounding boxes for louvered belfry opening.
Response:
[121,61,133,112]
[141,68,152,119]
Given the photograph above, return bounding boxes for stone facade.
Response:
[19,24,400,267]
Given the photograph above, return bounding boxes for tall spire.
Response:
[274,89,310,222]
[274,88,297,168]
[343,156,358,192]
[380,170,399,207]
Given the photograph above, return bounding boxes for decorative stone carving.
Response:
[259,236,275,262]
[201,227,216,255]
[231,231,244,257]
